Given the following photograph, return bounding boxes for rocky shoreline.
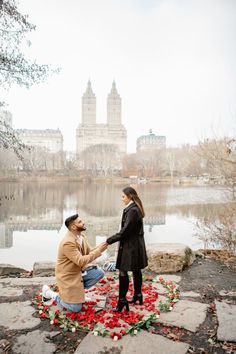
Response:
[0,253,236,354]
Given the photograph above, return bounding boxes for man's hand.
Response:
[97,242,108,253]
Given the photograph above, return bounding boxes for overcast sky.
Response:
[2,0,236,152]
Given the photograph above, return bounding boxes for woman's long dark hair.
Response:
[122,186,145,218]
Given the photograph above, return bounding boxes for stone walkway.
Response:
[0,274,236,354]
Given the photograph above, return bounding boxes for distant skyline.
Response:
[1,0,236,153]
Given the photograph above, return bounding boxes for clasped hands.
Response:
[96,241,109,253]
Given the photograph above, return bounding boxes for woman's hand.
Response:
[97,242,108,253]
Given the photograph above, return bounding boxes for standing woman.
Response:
[106,186,148,312]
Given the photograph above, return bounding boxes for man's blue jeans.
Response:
[55,267,105,312]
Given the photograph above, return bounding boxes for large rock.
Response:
[33,261,55,277]
[146,243,195,273]
[0,264,27,276]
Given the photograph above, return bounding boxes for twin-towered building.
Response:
[1,81,166,162]
[75,81,166,156]
[76,80,127,155]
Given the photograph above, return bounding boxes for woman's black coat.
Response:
[106,202,148,271]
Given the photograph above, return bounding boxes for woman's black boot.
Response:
[129,293,143,305]
[114,298,129,312]
[114,273,129,312]
[129,270,143,305]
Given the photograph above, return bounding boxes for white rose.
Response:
[113,336,118,341]
[39,310,43,314]
[169,306,173,310]
[155,314,160,318]
[94,331,98,336]
[71,327,76,332]
[133,329,138,335]
[50,320,54,325]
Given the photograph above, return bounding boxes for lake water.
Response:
[0,182,232,270]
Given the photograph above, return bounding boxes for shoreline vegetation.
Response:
[0,175,224,185]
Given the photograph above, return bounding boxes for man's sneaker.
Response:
[42,297,54,306]
[103,261,116,272]
[42,285,57,305]
[42,285,51,299]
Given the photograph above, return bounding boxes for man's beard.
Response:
[77,225,86,231]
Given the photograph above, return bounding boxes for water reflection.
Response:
[0,223,12,248]
[0,182,231,269]
[0,182,63,248]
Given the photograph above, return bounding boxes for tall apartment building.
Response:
[76,80,127,155]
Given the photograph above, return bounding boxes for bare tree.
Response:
[134,149,166,178]
[81,144,121,177]
[195,204,236,254]
[193,137,236,254]
[0,0,58,156]
[166,149,176,179]
[198,138,236,196]
[0,117,29,159]
[0,0,53,89]
[0,146,19,172]
[19,146,64,172]
[121,153,139,177]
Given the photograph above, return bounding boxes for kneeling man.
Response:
[42,214,107,312]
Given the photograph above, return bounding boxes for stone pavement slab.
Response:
[0,283,23,297]
[215,300,236,342]
[180,291,200,298]
[158,299,208,332]
[151,282,170,294]
[219,290,236,297]
[75,330,189,354]
[0,276,55,286]
[12,330,56,354]
[147,275,181,295]
[0,301,40,330]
